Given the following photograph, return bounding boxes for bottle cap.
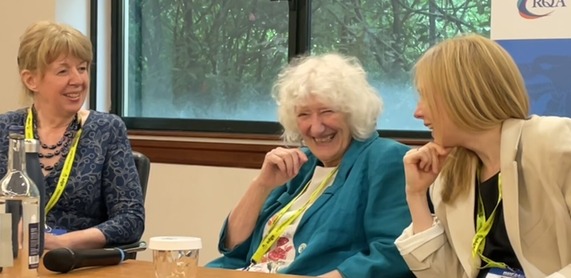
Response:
[148,236,202,251]
[24,139,40,153]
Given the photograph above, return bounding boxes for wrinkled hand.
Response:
[254,147,308,190]
[403,142,452,195]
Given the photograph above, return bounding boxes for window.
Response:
[111,0,491,137]
[310,0,491,131]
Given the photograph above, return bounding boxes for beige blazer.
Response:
[400,116,571,278]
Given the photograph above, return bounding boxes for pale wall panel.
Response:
[137,163,258,265]
[0,0,56,112]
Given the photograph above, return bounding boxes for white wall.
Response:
[0,0,56,112]
[55,0,89,35]
[0,0,255,265]
[137,164,256,264]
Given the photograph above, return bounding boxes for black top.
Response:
[475,173,523,278]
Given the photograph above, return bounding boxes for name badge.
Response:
[485,267,525,278]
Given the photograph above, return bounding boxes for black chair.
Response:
[132,151,151,203]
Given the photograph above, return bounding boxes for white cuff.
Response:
[395,216,444,255]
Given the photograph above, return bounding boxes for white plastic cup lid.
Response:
[148,236,202,251]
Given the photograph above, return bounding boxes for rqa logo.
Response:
[518,0,567,19]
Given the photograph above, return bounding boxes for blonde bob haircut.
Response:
[273,53,382,144]
[18,21,93,95]
[414,34,529,203]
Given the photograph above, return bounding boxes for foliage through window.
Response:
[117,0,490,133]
[310,0,490,130]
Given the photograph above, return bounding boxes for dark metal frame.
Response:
[89,0,98,110]
[110,0,124,116]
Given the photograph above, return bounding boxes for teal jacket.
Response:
[207,136,414,277]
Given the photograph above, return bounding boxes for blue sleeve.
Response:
[207,161,314,269]
[337,142,413,278]
[94,115,145,245]
[207,216,253,269]
[0,111,24,178]
[0,115,11,178]
[207,185,287,269]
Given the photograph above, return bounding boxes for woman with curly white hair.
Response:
[207,53,414,278]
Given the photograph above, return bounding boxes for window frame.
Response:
[89,0,98,110]
[105,0,431,168]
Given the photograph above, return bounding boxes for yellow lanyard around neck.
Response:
[250,167,339,264]
[26,107,83,215]
[471,173,511,270]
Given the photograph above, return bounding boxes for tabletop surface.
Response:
[26,260,312,278]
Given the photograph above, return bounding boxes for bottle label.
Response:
[28,223,39,269]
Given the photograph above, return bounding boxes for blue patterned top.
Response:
[0,109,145,245]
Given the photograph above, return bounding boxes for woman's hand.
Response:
[44,233,67,250]
[254,147,308,190]
[224,147,308,249]
[403,142,452,195]
[44,228,106,250]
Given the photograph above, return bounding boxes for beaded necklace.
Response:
[31,107,80,171]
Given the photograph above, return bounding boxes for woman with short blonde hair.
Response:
[0,21,145,251]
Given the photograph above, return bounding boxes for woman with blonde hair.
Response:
[0,21,144,250]
[395,34,571,277]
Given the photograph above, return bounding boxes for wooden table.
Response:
[30,260,313,278]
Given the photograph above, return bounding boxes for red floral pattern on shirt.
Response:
[264,237,293,262]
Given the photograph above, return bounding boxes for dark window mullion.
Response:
[288,0,311,60]
[110,0,125,116]
[89,0,98,110]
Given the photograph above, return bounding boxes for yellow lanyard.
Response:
[250,167,339,264]
[25,107,83,215]
[471,173,510,270]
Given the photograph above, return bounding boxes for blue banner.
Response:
[497,39,571,117]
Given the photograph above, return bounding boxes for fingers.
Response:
[266,150,287,173]
[404,142,452,174]
[264,147,308,176]
[290,149,308,175]
[281,151,295,176]
[429,147,441,174]
[430,143,452,157]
